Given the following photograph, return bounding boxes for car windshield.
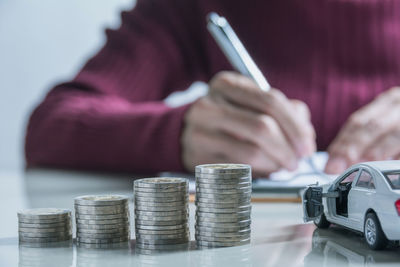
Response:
[383,171,400,189]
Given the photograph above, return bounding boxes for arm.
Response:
[25,0,210,173]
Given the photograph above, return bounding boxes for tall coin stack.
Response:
[74,195,130,244]
[195,164,252,247]
[133,178,190,250]
[18,208,72,243]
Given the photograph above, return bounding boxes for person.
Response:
[25,0,400,176]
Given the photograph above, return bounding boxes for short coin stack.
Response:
[134,178,190,250]
[74,195,130,244]
[18,208,72,243]
[195,164,252,247]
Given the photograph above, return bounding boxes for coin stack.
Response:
[133,177,190,250]
[18,208,72,243]
[74,195,130,244]
[195,164,252,247]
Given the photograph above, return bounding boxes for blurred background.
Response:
[0,0,135,171]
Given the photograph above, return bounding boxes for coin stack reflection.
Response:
[18,208,72,243]
[74,195,130,244]
[195,164,252,247]
[134,178,190,250]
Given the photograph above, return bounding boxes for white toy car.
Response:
[302,161,400,250]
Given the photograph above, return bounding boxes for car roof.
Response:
[356,160,400,172]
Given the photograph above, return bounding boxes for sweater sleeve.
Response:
[25,0,210,173]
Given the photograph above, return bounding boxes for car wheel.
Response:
[314,213,330,229]
[364,213,388,250]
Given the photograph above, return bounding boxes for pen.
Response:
[207,12,271,92]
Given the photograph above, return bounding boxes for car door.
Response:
[302,185,323,222]
[348,169,376,231]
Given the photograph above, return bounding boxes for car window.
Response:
[383,172,400,189]
[356,170,374,189]
[339,169,359,185]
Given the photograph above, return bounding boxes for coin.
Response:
[135,224,187,231]
[195,196,251,204]
[136,238,188,245]
[19,235,72,243]
[18,226,71,233]
[74,205,128,215]
[18,231,71,238]
[195,234,250,242]
[195,187,252,195]
[195,225,250,233]
[195,164,251,174]
[134,177,188,189]
[134,185,188,193]
[77,227,129,234]
[76,213,129,220]
[135,242,189,250]
[134,195,188,203]
[195,229,250,238]
[136,232,189,240]
[195,201,250,209]
[77,241,129,249]
[76,232,129,239]
[195,215,249,223]
[76,223,128,230]
[17,208,71,220]
[196,206,251,214]
[135,228,188,235]
[134,200,186,207]
[17,218,70,224]
[196,238,250,247]
[134,204,187,212]
[18,221,71,228]
[134,210,188,217]
[196,219,251,228]
[134,215,187,222]
[74,195,129,206]
[76,218,129,225]
[76,236,129,244]
[195,182,252,189]
[135,219,187,226]
[134,191,187,198]
[195,192,251,201]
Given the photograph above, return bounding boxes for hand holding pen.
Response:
[180,13,316,176]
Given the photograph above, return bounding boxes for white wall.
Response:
[0,0,134,171]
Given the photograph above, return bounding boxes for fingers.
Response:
[209,71,316,157]
[325,87,400,174]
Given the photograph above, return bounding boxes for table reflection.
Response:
[304,227,400,266]
[18,241,73,267]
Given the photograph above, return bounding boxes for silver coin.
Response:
[78,227,129,234]
[18,208,71,220]
[136,232,189,240]
[134,191,187,198]
[134,178,188,188]
[135,228,188,235]
[195,201,250,209]
[18,222,71,228]
[76,218,129,225]
[136,238,188,245]
[196,238,250,247]
[196,176,251,183]
[135,242,189,250]
[134,200,187,207]
[195,182,252,189]
[134,214,188,222]
[77,241,129,249]
[195,228,250,238]
[195,196,251,204]
[195,164,251,174]
[195,225,250,233]
[19,231,71,238]
[196,219,251,228]
[75,213,129,220]
[17,217,71,224]
[195,234,250,242]
[18,226,71,233]
[134,196,188,203]
[76,236,129,244]
[134,205,187,212]
[19,240,73,248]
[74,195,129,206]
[134,210,188,217]
[75,207,128,215]
[196,205,251,214]
[134,185,188,193]
[19,235,72,243]
[135,224,187,231]
[135,219,187,226]
[195,215,250,223]
[196,186,252,194]
[195,192,251,200]
[76,223,127,230]
[76,232,129,239]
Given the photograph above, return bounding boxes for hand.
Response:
[325,87,400,174]
[181,71,316,176]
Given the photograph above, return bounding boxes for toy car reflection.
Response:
[302,161,400,250]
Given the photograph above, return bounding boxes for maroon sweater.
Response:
[25,0,400,173]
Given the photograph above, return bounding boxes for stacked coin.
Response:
[134,177,190,250]
[18,208,72,243]
[195,164,252,247]
[74,195,130,244]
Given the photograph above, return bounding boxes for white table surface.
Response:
[1,169,400,267]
